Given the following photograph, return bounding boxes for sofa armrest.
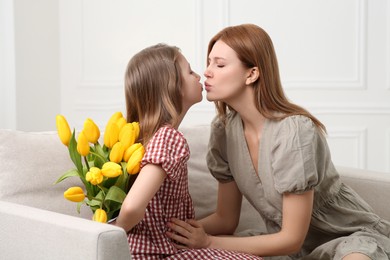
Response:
[0,201,131,260]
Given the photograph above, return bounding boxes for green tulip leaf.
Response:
[77,201,86,214]
[53,169,79,184]
[105,186,126,203]
[104,186,126,214]
[89,151,106,169]
[114,162,128,191]
[68,130,83,174]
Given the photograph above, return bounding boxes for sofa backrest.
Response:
[338,166,390,221]
[0,130,92,219]
[1,127,389,233]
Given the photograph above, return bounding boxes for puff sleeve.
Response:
[206,117,234,183]
[141,126,189,180]
[271,116,321,194]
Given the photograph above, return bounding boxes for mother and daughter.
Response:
[114,24,390,259]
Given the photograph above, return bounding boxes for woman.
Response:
[115,43,262,260]
[167,24,390,259]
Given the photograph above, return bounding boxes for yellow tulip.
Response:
[109,142,125,163]
[106,112,123,127]
[93,208,107,223]
[55,115,71,146]
[86,167,103,185]
[119,123,135,150]
[126,145,145,175]
[83,118,100,144]
[132,122,140,141]
[101,162,122,178]
[77,131,90,156]
[103,123,119,148]
[116,117,127,131]
[64,187,85,202]
[123,143,143,162]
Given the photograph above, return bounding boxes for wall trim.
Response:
[308,103,390,115]
[387,0,390,90]
[0,0,16,129]
[387,129,390,172]
[285,0,367,90]
[327,127,367,169]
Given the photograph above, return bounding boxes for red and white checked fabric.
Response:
[128,126,262,260]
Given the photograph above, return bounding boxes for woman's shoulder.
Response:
[272,115,316,134]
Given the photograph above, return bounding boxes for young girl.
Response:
[167,24,390,259]
[114,44,262,260]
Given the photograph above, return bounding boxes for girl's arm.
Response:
[115,164,166,232]
[169,189,314,256]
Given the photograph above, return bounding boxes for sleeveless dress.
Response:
[207,113,390,260]
[128,126,263,260]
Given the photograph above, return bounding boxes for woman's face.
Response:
[204,40,251,103]
[178,53,203,109]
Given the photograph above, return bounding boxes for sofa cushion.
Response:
[0,130,92,219]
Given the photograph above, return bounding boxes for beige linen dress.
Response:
[207,112,390,259]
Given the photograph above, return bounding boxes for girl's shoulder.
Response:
[154,125,184,139]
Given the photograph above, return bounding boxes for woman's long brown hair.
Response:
[208,24,326,133]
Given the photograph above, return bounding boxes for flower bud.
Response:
[116,117,127,132]
[119,123,135,150]
[86,167,104,185]
[56,115,71,146]
[132,122,140,141]
[83,118,100,144]
[101,162,122,178]
[123,143,143,162]
[126,145,145,175]
[77,131,90,156]
[109,142,125,163]
[64,187,85,202]
[103,123,119,148]
[106,112,123,127]
[93,208,107,223]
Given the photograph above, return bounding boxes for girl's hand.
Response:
[167,218,211,249]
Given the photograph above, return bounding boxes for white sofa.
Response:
[1,126,389,260]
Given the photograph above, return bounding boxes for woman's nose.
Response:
[204,66,211,78]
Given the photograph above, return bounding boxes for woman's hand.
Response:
[167,218,211,249]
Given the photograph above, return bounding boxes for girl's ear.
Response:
[246,67,260,85]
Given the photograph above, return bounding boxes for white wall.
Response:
[1,0,390,173]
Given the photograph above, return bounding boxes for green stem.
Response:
[84,156,90,171]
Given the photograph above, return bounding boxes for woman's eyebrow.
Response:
[208,57,226,62]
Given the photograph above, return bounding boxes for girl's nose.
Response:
[195,71,201,81]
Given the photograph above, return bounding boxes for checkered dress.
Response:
[128,126,262,260]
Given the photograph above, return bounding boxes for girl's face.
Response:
[178,53,203,109]
[204,40,251,103]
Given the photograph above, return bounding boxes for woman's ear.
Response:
[246,67,259,85]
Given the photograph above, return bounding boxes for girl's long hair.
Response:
[124,44,183,145]
[208,24,326,133]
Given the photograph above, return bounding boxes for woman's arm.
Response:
[167,181,242,247]
[115,164,166,232]
[201,180,243,234]
[169,189,314,256]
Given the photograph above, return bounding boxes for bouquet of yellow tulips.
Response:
[55,112,145,223]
